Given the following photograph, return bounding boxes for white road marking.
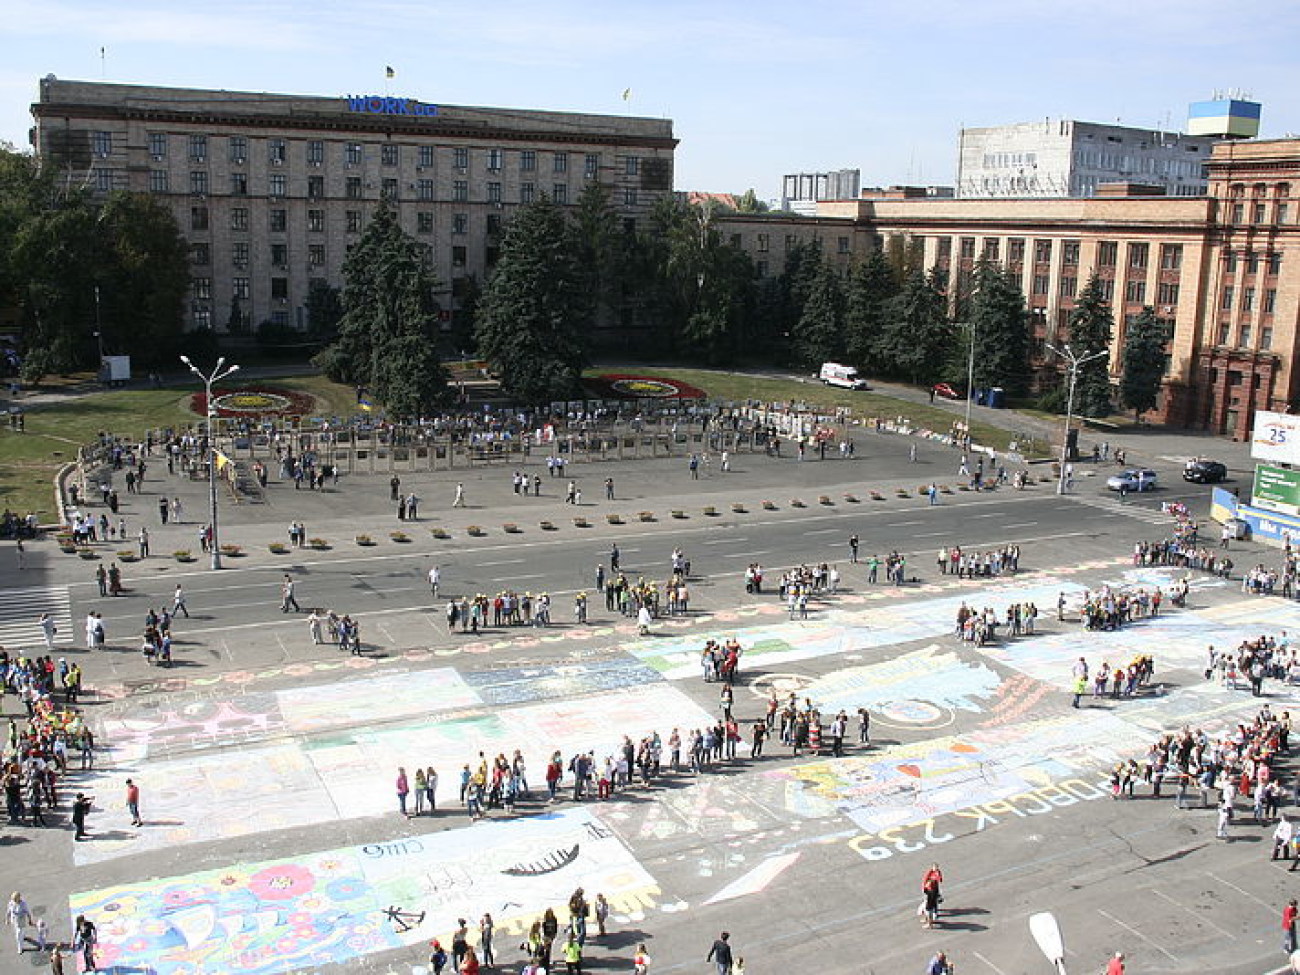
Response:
[1150,888,1235,939]
[1096,908,1179,961]
[479,558,527,566]
[972,951,1009,975]
[1207,872,1278,910]
[1002,522,1039,528]
[889,520,924,527]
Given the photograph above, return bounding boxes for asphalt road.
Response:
[4,417,1289,975]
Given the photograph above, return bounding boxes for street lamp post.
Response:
[180,355,240,569]
[1046,342,1108,496]
[956,322,975,439]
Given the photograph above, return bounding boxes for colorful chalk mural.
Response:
[70,807,655,975]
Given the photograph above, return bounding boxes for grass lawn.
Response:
[584,366,1024,453]
[0,373,355,522]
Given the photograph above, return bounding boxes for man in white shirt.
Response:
[428,566,441,598]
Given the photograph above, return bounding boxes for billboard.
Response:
[1252,463,1300,517]
[1251,411,1300,465]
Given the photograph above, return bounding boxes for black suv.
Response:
[1183,459,1228,483]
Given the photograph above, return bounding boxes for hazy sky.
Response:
[3,0,1298,199]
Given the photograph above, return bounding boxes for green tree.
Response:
[883,232,924,286]
[886,269,951,384]
[634,197,754,362]
[96,191,190,368]
[1120,306,1167,420]
[305,279,344,338]
[1066,273,1115,417]
[844,250,898,375]
[969,260,1029,394]
[3,144,190,379]
[474,196,587,403]
[317,201,451,414]
[791,262,845,366]
[570,182,621,334]
[735,189,769,213]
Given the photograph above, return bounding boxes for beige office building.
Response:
[715,141,1300,438]
[30,78,676,334]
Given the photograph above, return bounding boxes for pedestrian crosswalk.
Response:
[0,585,74,649]
[1068,493,1179,527]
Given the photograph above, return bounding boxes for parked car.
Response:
[1107,468,1159,492]
[932,382,963,400]
[1183,458,1228,483]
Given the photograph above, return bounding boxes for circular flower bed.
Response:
[191,386,315,418]
[584,373,707,400]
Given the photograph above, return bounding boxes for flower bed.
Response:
[190,386,315,419]
[582,373,708,401]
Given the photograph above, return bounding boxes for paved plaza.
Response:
[2,415,1297,975]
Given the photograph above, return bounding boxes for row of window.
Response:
[111,130,631,177]
[137,168,636,206]
[1216,321,1274,351]
[954,237,1183,270]
[1219,285,1280,315]
[1227,182,1291,199]
[1227,200,1290,225]
[751,233,852,254]
[1224,250,1285,275]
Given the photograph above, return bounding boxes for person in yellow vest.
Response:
[563,931,583,974]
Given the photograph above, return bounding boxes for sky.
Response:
[3,0,1299,200]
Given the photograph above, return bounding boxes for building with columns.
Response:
[716,140,1300,440]
[30,77,676,336]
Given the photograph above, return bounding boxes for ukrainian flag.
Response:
[359,398,373,412]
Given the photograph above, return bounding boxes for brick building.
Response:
[30,78,676,335]
[717,141,1300,439]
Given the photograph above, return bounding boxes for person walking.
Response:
[1284,899,1298,956]
[6,892,30,954]
[605,477,615,500]
[74,916,97,973]
[706,931,733,975]
[428,565,441,598]
[1105,951,1125,975]
[849,534,859,564]
[926,952,953,975]
[125,778,142,826]
[281,575,300,613]
[138,526,150,558]
[172,584,190,618]
[39,613,56,651]
[452,483,466,508]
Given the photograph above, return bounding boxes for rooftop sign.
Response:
[346,95,438,118]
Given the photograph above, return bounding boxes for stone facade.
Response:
[30,78,676,335]
[719,141,1300,439]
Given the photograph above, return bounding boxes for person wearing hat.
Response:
[428,938,448,974]
[1105,952,1125,975]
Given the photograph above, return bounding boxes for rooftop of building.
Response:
[32,77,676,144]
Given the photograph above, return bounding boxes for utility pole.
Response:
[1046,342,1107,496]
[180,355,240,569]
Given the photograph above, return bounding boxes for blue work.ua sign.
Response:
[346,95,439,117]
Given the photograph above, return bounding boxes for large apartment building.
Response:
[30,78,676,334]
[955,119,1217,199]
[718,140,1300,439]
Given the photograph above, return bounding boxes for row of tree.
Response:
[0,146,191,380]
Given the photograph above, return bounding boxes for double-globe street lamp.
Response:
[180,355,240,569]
[1045,342,1108,496]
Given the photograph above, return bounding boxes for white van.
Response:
[819,362,869,390]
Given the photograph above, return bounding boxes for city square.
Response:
[3,388,1297,975]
